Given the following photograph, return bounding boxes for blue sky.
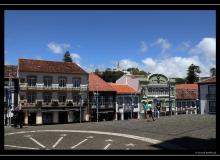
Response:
[5,10,216,78]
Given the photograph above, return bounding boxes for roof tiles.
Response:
[19,59,88,75]
[108,83,137,94]
[89,73,115,92]
[4,65,18,78]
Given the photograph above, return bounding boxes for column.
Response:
[115,103,118,120]
[36,111,42,125]
[68,111,74,123]
[24,110,28,125]
[53,111,58,123]
[137,102,140,119]
[121,103,124,120]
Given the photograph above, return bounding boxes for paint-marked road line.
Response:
[71,139,88,149]
[52,137,64,148]
[104,143,111,150]
[29,137,46,149]
[5,145,39,150]
[5,130,185,149]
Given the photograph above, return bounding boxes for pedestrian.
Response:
[148,107,155,121]
[18,109,24,128]
[156,103,161,118]
[13,110,18,128]
[143,101,155,121]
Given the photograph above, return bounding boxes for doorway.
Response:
[58,111,68,124]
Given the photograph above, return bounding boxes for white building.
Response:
[18,59,89,125]
[108,83,141,120]
[198,76,216,114]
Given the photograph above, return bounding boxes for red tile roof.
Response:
[176,89,198,100]
[89,73,115,92]
[176,84,198,90]
[176,84,198,100]
[4,65,18,78]
[19,59,88,75]
[198,76,216,84]
[108,83,138,94]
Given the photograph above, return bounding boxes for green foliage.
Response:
[175,78,186,84]
[96,69,124,82]
[127,67,150,76]
[63,51,73,62]
[185,64,201,84]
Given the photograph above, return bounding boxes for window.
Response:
[73,77,81,88]
[58,94,66,103]
[148,88,152,95]
[187,101,191,107]
[117,97,123,105]
[43,76,52,87]
[43,93,52,103]
[27,76,37,86]
[99,96,104,105]
[27,93,36,103]
[177,102,181,107]
[108,96,113,105]
[182,101,186,107]
[58,77,67,87]
[192,101,195,107]
[208,85,216,95]
[209,101,216,113]
[73,94,81,104]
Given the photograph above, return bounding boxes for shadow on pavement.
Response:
[150,136,216,151]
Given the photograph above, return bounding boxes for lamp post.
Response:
[168,80,172,116]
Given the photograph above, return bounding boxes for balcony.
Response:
[20,83,88,91]
[206,94,216,100]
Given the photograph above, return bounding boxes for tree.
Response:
[210,67,216,77]
[63,51,72,62]
[102,69,124,82]
[175,78,186,84]
[185,64,201,84]
[127,67,150,76]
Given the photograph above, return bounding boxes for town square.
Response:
[4,10,216,153]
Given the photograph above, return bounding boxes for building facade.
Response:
[4,65,19,126]
[198,76,216,114]
[175,84,198,114]
[18,59,89,125]
[109,83,141,120]
[141,74,176,115]
[116,73,148,93]
[89,73,116,122]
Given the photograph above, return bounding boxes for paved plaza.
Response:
[4,114,216,151]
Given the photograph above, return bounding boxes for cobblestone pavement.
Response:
[4,114,216,151]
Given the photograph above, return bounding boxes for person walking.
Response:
[143,101,155,121]
[18,109,24,128]
[156,102,161,118]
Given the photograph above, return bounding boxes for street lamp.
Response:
[168,79,172,116]
[96,92,99,122]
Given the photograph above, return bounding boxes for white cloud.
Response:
[190,37,216,60]
[119,59,139,70]
[70,53,81,65]
[142,58,156,67]
[152,38,171,53]
[176,41,191,52]
[48,42,70,54]
[140,41,148,53]
[142,56,214,78]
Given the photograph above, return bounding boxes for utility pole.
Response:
[168,80,172,116]
[80,90,82,123]
[8,73,12,126]
[96,83,99,123]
